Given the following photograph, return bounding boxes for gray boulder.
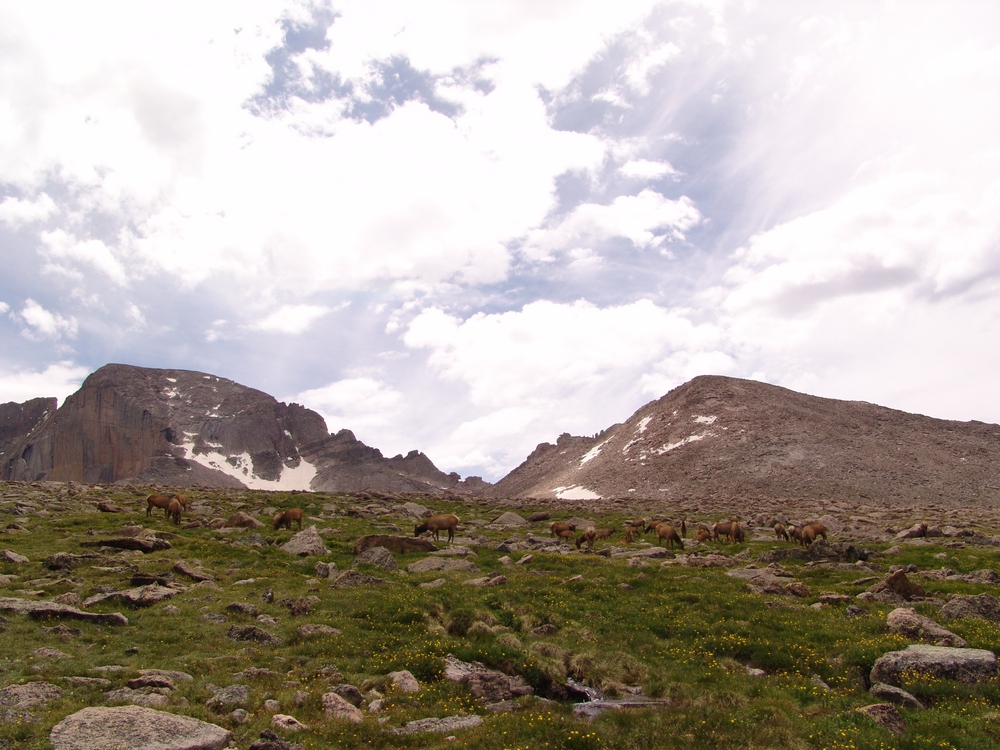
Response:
[280,526,329,557]
[49,705,231,750]
[492,512,526,527]
[885,607,966,647]
[322,692,363,723]
[354,546,398,571]
[388,670,420,694]
[871,644,998,685]
[392,715,483,734]
[407,558,479,575]
[856,703,906,735]
[104,687,170,708]
[940,593,1000,622]
[869,682,924,709]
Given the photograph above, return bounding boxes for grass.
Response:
[0,483,998,749]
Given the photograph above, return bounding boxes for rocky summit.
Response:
[489,375,1000,505]
[0,364,483,495]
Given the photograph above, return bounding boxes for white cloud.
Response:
[250,304,334,334]
[403,299,721,407]
[620,159,676,179]
[39,230,128,285]
[294,376,403,433]
[15,299,78,340]
[0,194,57,227]
[523,189,701,260]
[0,361,88,406]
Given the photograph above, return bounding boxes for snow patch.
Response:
[165,377,177,383]
[693,415,717,424]
[579,440,609,467]
[554,485,602,500]
[636,416,652,433]
[655,432,713,454]
[180,440,316,490]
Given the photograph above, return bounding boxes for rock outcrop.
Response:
[49,705,231,750]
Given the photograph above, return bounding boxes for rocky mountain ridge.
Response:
[0,364,484,495]
[490,375,1000,506]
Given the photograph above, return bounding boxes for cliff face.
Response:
[489,375,1000,506]
[0,364,472,495]
[0,397,57,466]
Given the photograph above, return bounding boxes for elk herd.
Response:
[143,491,829,554]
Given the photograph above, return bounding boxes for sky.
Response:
[2,1,999,482]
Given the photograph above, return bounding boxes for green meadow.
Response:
[1,484,999,749]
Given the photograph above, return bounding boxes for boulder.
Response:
[79,537,171,553]
[443,655,532,702]
[388,670,420,694]
[322,692,364,723]
[271,714,308,732]
[1,550,28,563]
[280,526,329,557]
[90,584,179,609]
[249,728,303,750]
[104,687,170,708]
[206,684,250,709]
[871,645,998,685]
[297,624,341,639]
[491,512,526,527]
[856,703,906,735]
[407,557,479,574]
[224,512,262,529]
[352,535,437,555]
[173,561,214,582]
[226,625,281,645]
[940,593,1000,622]
[49,706,231,750]
[400,502,432,518]
[886,608,966,647]
[869,682,924,709]
[353,546,398,571]
[0,596,128,626]
[868,570,925,601]
[314,562,337,578]
[895,523,928,540]
[0,680,62,709]
[330,570,384,588]
[391,715,483,734]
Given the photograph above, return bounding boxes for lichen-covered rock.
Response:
[407,558,479,574]
[353,546,398,571]
[391,715,483,734]
[49,705,231,750]
[856,703,906,735]
[280,526,329,557]
[871,645,998,685]
[388,670,420,694]
[940,593,1000,623]
[322,692,364,723]
[886,607,967,647]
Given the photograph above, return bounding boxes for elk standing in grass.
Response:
[653,522,685,549]
[415,513,459,544]
[167,497,183,525]
[146,494,173,518]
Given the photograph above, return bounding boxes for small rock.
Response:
[856,703,906,736]
[353,546,398,571]
[206,684,250,710]
[226,625,280,645]
[392,715,483,734]
[271,713,308,731]
[297,624,341,639]
[230,709,249,725]
[1,550,28,564]
[870,682,924,709]
[264,699,280,713]
[322,691,364,723]
[388,670,420,694]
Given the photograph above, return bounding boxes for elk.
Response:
[414,513,459,544]
[273,508,303,531]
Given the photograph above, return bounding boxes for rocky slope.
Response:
[490,375,1000,506]
[0,364,479,495]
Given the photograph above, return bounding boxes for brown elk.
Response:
[167,497,183,525]
[415,513,459,544]
[146,494,174,518]
[550,521,576,538]
[773,522,789,541]
[653,522,684,549]
[694,527,712,543]
[799,522,828,546]
[273,508,303,531]
[594,528,615,542]
[576,526,597,550]
[712,520,745,543]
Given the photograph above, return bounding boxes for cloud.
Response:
[294,376,403,433]
[523,189,701,260]
[250,303,335,334]
[39,230,128,285]
[15,299,78,340]
[0,194,57,227]
[0,361,88,406]
[620,159,675,179]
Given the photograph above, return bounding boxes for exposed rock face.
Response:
[0,397,55,459]
[49,705,231,750]
[488,374,1000,503]
[0,364,481,495]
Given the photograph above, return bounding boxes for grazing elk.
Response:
[273,508,304,531]
[773,522,790,541]
[146,494,174,518]
[712,519,745,543]
[550,521,576,538]
[415,513,459,544]
[576,526,597,550]
[653,522,685,550]
[167,497,183,525]
[799,522,828,546]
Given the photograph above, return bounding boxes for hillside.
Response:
[490,375,1000,505]
[0,364,482,495]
